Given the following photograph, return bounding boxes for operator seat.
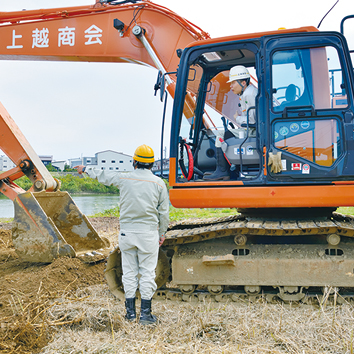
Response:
[277,84,298,111]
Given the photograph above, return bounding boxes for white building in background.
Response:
[70,150,133,171]
[52,160,67,171]
[0,155,16,171]
[95,150,133,171]
[152,158,169,176]
[39,155,53,167]
[0,151,134,173]
[0,155,55,172]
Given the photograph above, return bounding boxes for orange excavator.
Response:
[1,0,354,302]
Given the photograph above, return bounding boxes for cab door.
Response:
[264,32,354,183]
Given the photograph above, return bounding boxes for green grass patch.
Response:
[92,206,236,220]
[336,207,354,215]
[0,218,12,223]
[93,206,120,217]
[15,174,119,194]
[93,206,354,221]
[169,207,236,221]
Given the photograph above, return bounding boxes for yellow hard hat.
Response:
[133,144,155,163]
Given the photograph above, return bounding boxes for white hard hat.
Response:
[227,65,250,83]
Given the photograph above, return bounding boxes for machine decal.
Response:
[279,126,289,136]
[290,123,299,132]
[291,163,302,170]
[281,160,287,171]
[7,30,23,49]
[246,145,254,155]
[7,25,103,50]
[234,147,246,155]
[302,164,310,174]
[32,28,49,48]
[301,121,310,129]
[84,25,103,45]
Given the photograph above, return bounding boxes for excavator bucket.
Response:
[11,190,110,263]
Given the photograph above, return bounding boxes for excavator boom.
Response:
[0,0,209,262]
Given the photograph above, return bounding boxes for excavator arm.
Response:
[0,0,211,262]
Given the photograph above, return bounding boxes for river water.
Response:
[0,194,119,219]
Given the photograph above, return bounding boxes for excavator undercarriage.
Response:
[105,209,354,304]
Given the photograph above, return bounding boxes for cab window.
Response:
[272,46,348,112]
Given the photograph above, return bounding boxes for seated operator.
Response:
[203,65,258,181]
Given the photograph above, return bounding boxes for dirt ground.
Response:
[0,217,119,353]
[1,218,354,354]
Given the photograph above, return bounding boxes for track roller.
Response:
[207,285,224,295]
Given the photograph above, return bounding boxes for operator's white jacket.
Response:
[85,167,170,238]
[235,84,258,125]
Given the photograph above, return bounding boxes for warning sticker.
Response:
[290,123,299,132]
[291,163,302,171]
[302,164,310,174]
[234,147,245,155]
[281,160,287,171]
[301,121,310,129]
[279,126,289,136]
[246,145,254,155]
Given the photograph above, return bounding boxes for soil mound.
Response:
[0,218,117,353]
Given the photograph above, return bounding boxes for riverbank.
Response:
[15,174,120,194]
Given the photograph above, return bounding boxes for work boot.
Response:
[203,147,230,181]
[124,297,136,322]
[139,298,157,325]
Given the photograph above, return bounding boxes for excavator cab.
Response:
[172,42,262,183]
[169,30,354,210]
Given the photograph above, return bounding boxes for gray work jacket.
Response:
[85,167,169,238]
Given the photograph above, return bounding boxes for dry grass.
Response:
[37,285,354,354]
[2,217,354,353]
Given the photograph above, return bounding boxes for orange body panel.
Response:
[169,184,354,209]
[169,159,354,208]
[186,26,318,49]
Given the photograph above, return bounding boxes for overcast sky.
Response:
[0,0,353,162]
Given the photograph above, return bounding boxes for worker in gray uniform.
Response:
[75,144,169,325]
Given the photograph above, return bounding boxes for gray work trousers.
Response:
[119,229,159,300]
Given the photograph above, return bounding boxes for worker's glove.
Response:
[268,151,282,173]
[215,135,222,148]
[220,140,228,153]
[215,136,228,153]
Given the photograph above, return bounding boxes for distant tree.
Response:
[64,164,76,172]
[46,163,57,172]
